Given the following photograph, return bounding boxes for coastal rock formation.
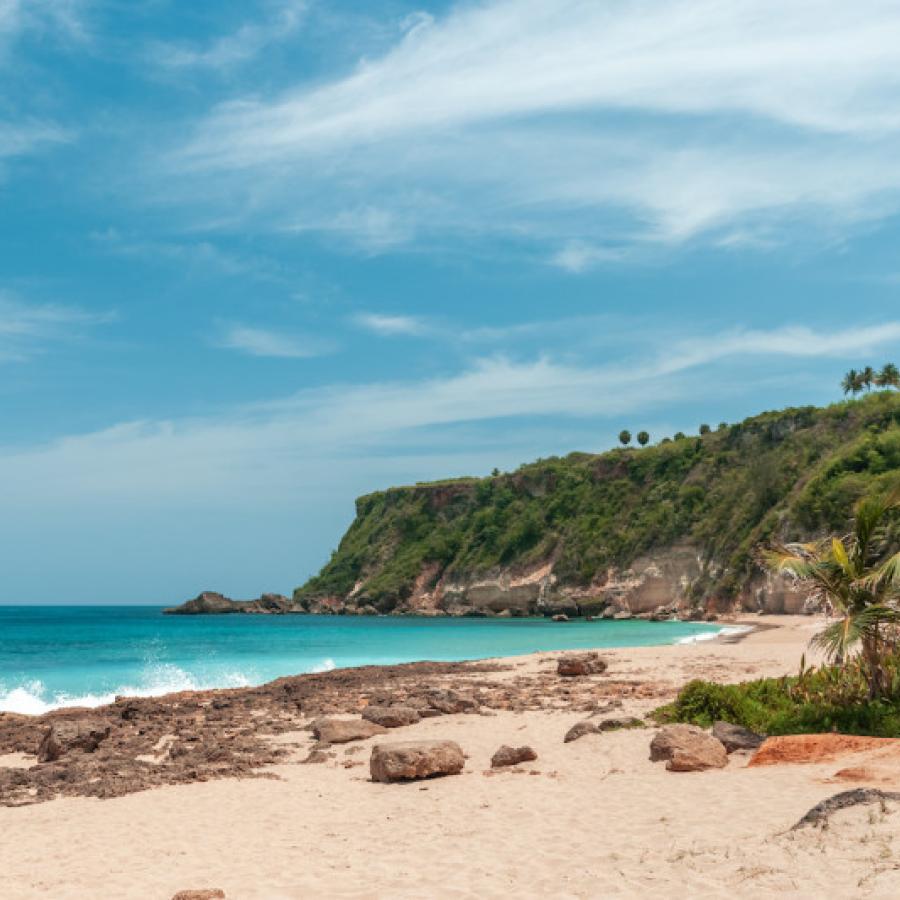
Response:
[557,653,608,677]
[311,718,387,744]
[361,707,421,728]
[164,591,301,615]
[370,740,465,782]
[490,745,538,768]
[711,721,765,753]
[37,719,110,762]
[650,724,728,771]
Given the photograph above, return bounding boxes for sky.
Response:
[2,0,900,603]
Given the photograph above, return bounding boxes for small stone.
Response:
[564,721,600,743]
[491,745,538,768]
[362,707,421,728]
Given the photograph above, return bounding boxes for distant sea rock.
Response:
[163,591,303,615]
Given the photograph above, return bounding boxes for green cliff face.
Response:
[294,392,900,616]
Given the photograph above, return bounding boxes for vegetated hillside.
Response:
[294,392,900,617]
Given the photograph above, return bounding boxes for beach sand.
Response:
[3,615,900,899]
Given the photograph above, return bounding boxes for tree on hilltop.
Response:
[637,431,650,446]
[877,363,900,390]
[842,369,863,396]
[618,430,632,446]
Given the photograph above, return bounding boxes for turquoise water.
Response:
[0,606,724,714]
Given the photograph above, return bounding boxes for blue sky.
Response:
[2,0,900,603]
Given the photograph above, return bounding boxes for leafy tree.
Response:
[877,363,900,390]
[717,422,728,431]
[699,423,711,435]
[637,430,650,447]
[764,487,900,699]
[674,431,686,441]
[491,467,501,477]
[618,430,632,446]
[862,366,877,392]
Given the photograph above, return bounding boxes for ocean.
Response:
[0,605,727,714]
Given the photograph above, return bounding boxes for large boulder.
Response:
[650,724,727,771]
[370,740,465,783]
[491,745,538,768]
[712,721,765,753]
[311,718,387,744]
[362,707,421,728]
[557,653,608,677]
[37,719,111,763]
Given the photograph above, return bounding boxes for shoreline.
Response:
[9,614,900,899]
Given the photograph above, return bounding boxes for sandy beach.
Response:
[3,615,900,899]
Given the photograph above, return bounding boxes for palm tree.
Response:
[842,369,862,396]
[877,363,900,390]
[861,366,877,392]
[618,430,632,446]
[763,487,900,698]
[637,430,650,447]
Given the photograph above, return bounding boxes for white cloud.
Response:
[148,1,307,71]
[0,291,109,361]
[353,313,430,337]
[0,120,70,160]
[214,322,334,359]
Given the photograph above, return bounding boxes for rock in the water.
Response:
[491,745,538,768]
[370,740,465,782]
[362,707,421,728]
[613,610,633,620]
[712,721,764,753]
[171,891,226,900]
[37,720,111,763]
[557,652,608,677]
[650,724,727,771]
[311,718,387,744]
[551,614,569,622]
[564,721,600,743]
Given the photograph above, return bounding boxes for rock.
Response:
[792,789,900,830]
[649,724,727,771]
[370,740,465,783]
[712,721,764,753]
[596,716,644,732]
[551,614,569,622]
[491,745,538,768]
[557,652,608,677]
[171,891,226,900]
[748,734,895,767]
[164,591,299,615]
[311,718,387,744]
[301,749,333,764]
[426,689,479,715]
[37,720,111,763]
[564,721,600,743]
[362,707,421,728]
[613,610,633,620]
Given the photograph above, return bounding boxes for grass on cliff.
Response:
[653,655,900,737]
[296,391,900,611]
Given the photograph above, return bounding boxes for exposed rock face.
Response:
[311,718,387,744]
[361,707,421,728]
[557,653,608,677]
[491,745,537,768]
[650,725,728,771]
[712,721,765,753]
[370,740,465,782]
[164,591,301,615]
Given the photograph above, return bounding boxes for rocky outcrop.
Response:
[650,724,728,771]
[164,591,301,615]
[491,745,537,768]
[37,719,110,762]
[370,740,465,782]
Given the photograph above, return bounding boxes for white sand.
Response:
[3,616,900,899]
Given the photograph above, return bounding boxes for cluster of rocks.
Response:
[649,721,764,771]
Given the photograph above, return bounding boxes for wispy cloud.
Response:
[214,322,334,359]
[0,291,110,361]
[0,120,71,161]
[148,1,307,72]
[353,313,431,337]
[165,0,900,257]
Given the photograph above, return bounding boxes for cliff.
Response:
[293,392,900,618]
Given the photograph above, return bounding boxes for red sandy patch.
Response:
[748,734,899,766]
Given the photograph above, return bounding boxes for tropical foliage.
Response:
[843,363,900,396]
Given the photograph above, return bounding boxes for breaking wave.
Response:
[676,625,753,645]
